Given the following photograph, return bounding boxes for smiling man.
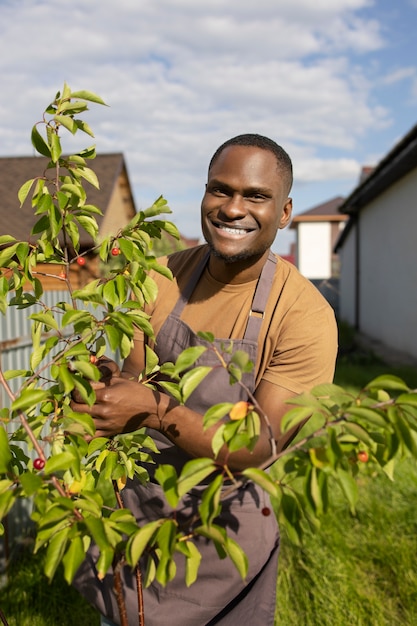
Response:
[73,134,338,626]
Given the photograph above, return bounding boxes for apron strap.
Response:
[170,249,210,318]
[244,252,277,342]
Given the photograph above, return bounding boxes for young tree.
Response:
[1,85,417,625]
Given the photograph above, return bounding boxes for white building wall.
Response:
[358,169,417,359]
[298,222,331,279]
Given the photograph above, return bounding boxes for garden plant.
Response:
[1,85,417,626]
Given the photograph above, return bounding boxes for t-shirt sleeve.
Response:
[261,291,338,394]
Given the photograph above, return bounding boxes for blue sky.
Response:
[0,0,416,254]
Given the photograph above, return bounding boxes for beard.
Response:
[205,240,270,264]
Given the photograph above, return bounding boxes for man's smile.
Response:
[213,222,255,236]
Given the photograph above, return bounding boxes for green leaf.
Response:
[54,114,77,134]
[44,452,76,475]
[126,520,164,567]
[70,360,101,381]
[157,381,182,403]
[211,424,226,458]
[280,406,315,433]
[11,389,49,413]
[343,421,373,446]
[241,468,279,498]
[173,346,207,375]
[225,535,248,580]
[44,526,71,581]
[31,125,51,157]
[19,472,43,496]
[96,547,114,580]
[70,90,107,105]
[76,214,99,239]
[177,458,216,497]
[29,311,59,331]
[18,179,36,206]
[0,426,12,473]
[62,535,86,584]
[154,464,179,508]
[180,540,202,587]
[396,393,417,407]
[77,166,100,189]
[395,413,417,456]
[60,182,84,198]
[84,516,111,552]
[62,411,95,437]
[203,403,233,429]
[0,491,15,520]
[198,473,223,526]
[180,366,212,402]
[366,375,410,392]
[346,406,388,428]
[50,132,62,163]
[194,523,227,559]
[335,468,358,515]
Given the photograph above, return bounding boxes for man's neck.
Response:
[207,249,270,284]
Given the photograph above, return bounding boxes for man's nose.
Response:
[219,194,246,219]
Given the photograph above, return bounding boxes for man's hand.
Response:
[71,375,165,437]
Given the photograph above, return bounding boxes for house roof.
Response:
[0,153,134,247]
[290,196,347,229]
[335,122,417,251]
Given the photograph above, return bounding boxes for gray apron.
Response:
[75,251,280,626]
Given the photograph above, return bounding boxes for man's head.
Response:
[201,134,293,266]
[208,134,293,195]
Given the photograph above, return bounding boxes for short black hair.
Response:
[208,133,293,193]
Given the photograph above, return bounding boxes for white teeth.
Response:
[218,225,248,235]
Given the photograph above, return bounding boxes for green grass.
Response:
[1,324,417,625]
[0,545,99,626]
[275,458,417,625]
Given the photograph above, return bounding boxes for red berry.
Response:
[58,271,66,279]
[33,458,45,471]
[76,256,86,266]
[89,354,98,364]
[111,247,120,256]
[261,507,271,516]
[357,450,369,463]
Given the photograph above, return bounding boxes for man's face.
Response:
[201,145,292,263]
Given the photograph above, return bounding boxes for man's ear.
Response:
[279,198,293,229]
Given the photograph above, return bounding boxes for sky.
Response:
[0,0,416,255]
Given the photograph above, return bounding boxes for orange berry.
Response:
[229,401,250,421]
[357,450,369,463]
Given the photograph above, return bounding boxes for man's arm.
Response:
[72,360,298,471]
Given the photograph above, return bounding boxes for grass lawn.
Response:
[1,325,416,625]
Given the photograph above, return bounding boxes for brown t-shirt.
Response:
[135,245,338,394]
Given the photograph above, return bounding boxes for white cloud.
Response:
[0,0,413,245]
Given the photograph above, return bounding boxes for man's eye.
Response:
[211,187,227,196]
